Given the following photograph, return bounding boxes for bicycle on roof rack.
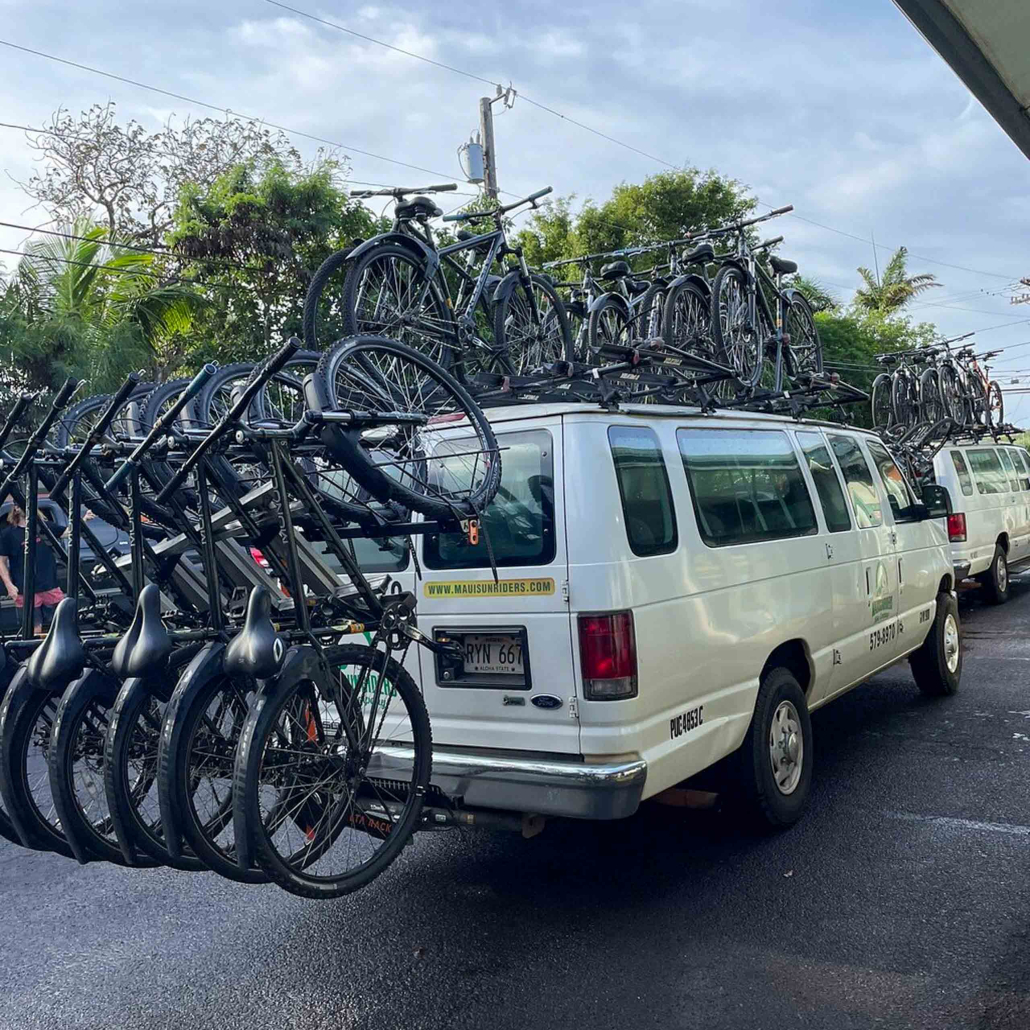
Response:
[310,185,572,381]
[708,204,823,394]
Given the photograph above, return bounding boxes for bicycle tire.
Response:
[871,373,893,428]
[662,280,712,358]
[919,367,943,423]
[0,680,74,857]
[785,294,823,378]
[890,370,913,426]
[635,282,667,343]
[987,380,1004,426]
[234,644,431,900]
[303,246,356,351]
[586,294,632,356]
[104,674,207,870]
[316,335,501,523]
[158,663,268,883]
[711,264,762,388]
[939,364,967,425]
[0,665,22,846]
[55,385,154,450]
[341,242,457,373]
[49,670,160,866]
[493,273,573,373]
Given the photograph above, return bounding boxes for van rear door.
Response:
[416,417,579,754]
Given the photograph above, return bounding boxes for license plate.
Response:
[461,634,524,676]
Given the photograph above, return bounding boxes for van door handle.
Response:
[825,543,834,560]
[890,531,897,545]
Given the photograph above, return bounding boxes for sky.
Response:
[1,0,1030,418]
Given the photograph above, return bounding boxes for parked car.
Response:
[931,441,1030,603]
[361,403,961,831]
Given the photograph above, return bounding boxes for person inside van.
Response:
[0,503,66,635]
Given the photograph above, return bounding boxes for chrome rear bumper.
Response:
[370,746,647,820]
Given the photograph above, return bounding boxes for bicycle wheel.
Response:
[663,280,712,357]
[0,681,73,857]
[342,243,457,371]
[493,274,573,373]
[786,295,823,377]
[234,644,430,899]
[871,374,893,429]
[158,667,268,883]
[49,671,160,866]
[104,678,206,869]
[711,265,761,387]
[316,335,501,523]
[55,385,154,450]
[939,365,967,425]
[586,295,632,356]
[987,380,1004,426]
[303,246,357,351]
[0,665,23,846]
[635,283,667,343]
[919,368,944,423]
[891,371,916,426]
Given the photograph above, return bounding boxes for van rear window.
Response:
[423,430,555,570]
[679,429,817,546]
[966,449,1007,495]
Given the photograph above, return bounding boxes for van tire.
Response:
[977,545,1009,605]
[733,667,812,830]
[910,592,962,697]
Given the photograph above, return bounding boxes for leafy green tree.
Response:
[854,246,940,315]
[788,275,838,313]
[2,219,206,392]
[518,169,754,268]
[168,158,377,361]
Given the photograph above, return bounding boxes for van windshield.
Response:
[423,430,555,569]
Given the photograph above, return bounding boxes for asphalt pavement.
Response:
[3,577,1030,1030]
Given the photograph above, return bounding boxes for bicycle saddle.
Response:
[396,195,442,221]
[684,242,714,265]
[223,587,285,681]
[110,584,172,679]
[626,279,651,295]
[25,598,86,691]
[770,255,798,275]
[599,260,631,280]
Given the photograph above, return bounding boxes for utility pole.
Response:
[479,96,498,201]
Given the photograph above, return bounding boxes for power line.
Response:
[266,0,679,170]
[0,38,458,182]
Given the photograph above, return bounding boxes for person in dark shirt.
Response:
[0,503,65,635]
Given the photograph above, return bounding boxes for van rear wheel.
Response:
[978,545,1009,605]
[910,592,961,697]
[734,667,812,830]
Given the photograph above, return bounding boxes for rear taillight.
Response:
[947,512,967,542]
[578,611,637,700]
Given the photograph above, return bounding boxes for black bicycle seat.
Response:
[110,584,172,679]
[770,255,798,275]
[876,354,899,365]
[684,243,714,265]
[912,352,928,364]
[25,598,86,691]
[395,195,442,221]
[957,348,974,358]
[599,260,631,280]
[223,587,285,681]
[626,279,650,295]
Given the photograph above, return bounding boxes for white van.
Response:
[384,404,960,831]
[932,440,1030,604]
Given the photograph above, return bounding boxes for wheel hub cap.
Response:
[769,700,804,795]
[944,613,960,674]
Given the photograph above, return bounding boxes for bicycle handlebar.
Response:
[154,338,300,504]
[757,235,784,250]
[104,364,217,492]
[350,183,458,199]
[443,186,553,223]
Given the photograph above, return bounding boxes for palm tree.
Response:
[11,219,206,389]
[854,246,940,315]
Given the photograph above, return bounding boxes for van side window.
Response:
[678,429,817,546]
[997,449,1020,492]
[608,426,678,557]
[865,440,919,523]
[796,432,851,532]
[966,449,1007,495]
[950,451,974,497]
[828,435,883,528]
[1014,449,1030,491]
